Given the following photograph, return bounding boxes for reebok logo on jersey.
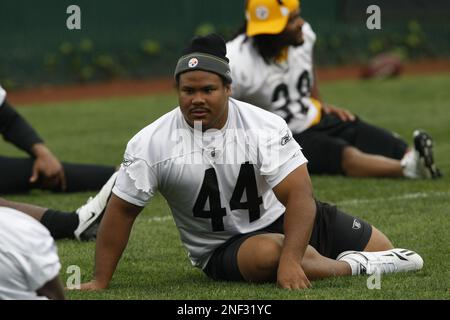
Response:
[188,58,199,68]
[281,132,292,146]
[352,219,361,230]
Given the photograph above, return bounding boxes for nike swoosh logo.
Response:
[86,212,96,222]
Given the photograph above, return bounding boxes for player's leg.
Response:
[334,116,409,177]
[0,171,117,240]
[0,156,35,193]
[318,201,423,275]
[0,197,47,220]
[294,130,405,177]
[203,202,422,284]
[203,212,353,283]
[212,227,419,283]
[313,201,394,257]
[341,145,437,179]
[328,114,440,178]
[61,162,116,192]
[237,233,352,282]
[0,197,78,239]
[300,113,437,178]
[0,156,115,194]
[302,115,406,177]
[341,146,404,177]
[336,116,408,160]
[236,200,375,281]
[363,225,393,251]
[299,131,429,178]
[236,233,282,282]
[273,201,419,279]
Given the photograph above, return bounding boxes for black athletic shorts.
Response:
[203,200,372,281]
[294,112,408,175]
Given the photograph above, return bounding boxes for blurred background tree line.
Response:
[0,0,449,89]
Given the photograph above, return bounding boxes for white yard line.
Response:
[338,191,450,206]
[145,215,173,223]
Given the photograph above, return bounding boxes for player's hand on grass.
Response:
[277,256,311,290]
[322,103,355,122]
[75,280,108,291]
[30,143,67,191]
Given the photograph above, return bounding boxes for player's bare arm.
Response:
[272,164,316,289]
[80,194,143,290]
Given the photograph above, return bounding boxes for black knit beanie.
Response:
[174,33,232,83]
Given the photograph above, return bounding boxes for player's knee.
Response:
[341,147,366,176]
[364,226,394,251]
[342,147,360,165]
[238,236,283,282]
[254,239,282,271]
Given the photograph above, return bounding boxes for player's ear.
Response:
[225,83,232,96]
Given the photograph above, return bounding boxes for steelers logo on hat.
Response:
[255,6,269,20]
[188,57,199,68]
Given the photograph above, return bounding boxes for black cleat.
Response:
[413,130,442,179]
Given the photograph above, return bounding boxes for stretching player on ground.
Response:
[75,34,423,291]
[226,0,441,179]
[0,206,65,300]
[0,85,116,194]
[0,172,117,242]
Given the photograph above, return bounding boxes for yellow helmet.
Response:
[246,0,300,36]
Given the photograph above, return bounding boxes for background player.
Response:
[0,172,117,242]
[226,0,441,179]
[0,206,65,299]
[0,85,116,194]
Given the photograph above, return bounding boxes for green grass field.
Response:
[2,74,450,300]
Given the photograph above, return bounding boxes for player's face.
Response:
[178,70,231,131]
[279,8,305,46]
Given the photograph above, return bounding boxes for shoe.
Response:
[413,130,442,179]
[74,172,118,241]
[401,149,426,179]
[401,130,442,179]
[337,248,424,275]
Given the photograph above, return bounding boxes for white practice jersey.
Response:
[227,22,321,134]
[0,85,6,106]
[0,207,61,300]
[113,98,308,268]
